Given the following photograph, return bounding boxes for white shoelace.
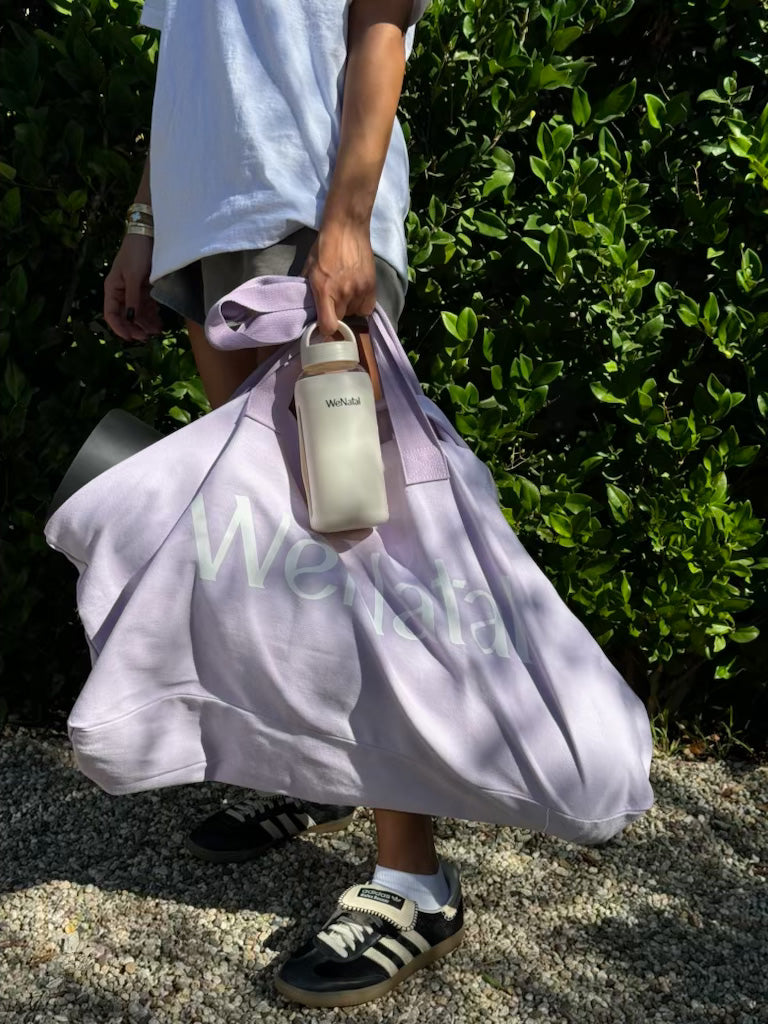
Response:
[224,794,282,823]
[318,918,375,958]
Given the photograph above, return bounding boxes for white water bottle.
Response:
[294,320,389,533]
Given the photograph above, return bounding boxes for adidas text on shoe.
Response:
[275,860,465,1008]
[185,795,355,864]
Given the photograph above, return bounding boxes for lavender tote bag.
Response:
[45,276,653,845]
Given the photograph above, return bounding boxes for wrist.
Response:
[319,199,372,235]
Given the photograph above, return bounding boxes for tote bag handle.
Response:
[205,277,449,485]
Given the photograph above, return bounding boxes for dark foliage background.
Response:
[1,0,766,750]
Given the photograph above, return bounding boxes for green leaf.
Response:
[548,512,572,537]
[730,445,760,467]
[511,476,540,511]
[551,125,574,151]
[531,361,563,386]
[546,227,569,273]
[456,307,478,341]
[551,27,582,52]
[537,123,554,159]
[598,127,621,165]
[441,311,461,340]
[731,627,759,643]
[492,148,515,172]
[0,162,16,180]
[594,79,637,123]
[4,360,26,402]
[704,292,720,324]
[582,557,619,578]
[529,155,550,183]
[517,353,533,383]
[606,483,633,523]
[474,210,508,238]
[572,86,591,126]
[482,170,513,197]
[539,64,570,89]
[698,88,726,103]
[678,298,700,327]
[644,93,666,129]
[590,383,625,404]
[0,187,21,228]
[636,315,665,344]
[523,237,544,262]
[428,195,446,224]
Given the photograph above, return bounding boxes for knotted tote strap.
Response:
[205,275,315,350]
[203,276,449,485]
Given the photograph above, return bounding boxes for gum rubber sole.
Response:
[305,812,356,836]
[184,812,356,864]
[274,925,466,1008]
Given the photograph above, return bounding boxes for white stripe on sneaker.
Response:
[278,813,300,835]
[378,936,415,966]
[362,946,399,977]
[261,820,284,841]
[401,929,431,954]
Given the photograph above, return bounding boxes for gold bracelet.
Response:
[125,222,155,237]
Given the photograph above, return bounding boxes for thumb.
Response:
[315,290,341,339]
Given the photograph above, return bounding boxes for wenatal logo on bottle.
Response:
[325,395,361,408]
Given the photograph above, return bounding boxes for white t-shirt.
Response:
[140,0,429,285]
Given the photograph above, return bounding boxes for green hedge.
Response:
[1,0,767,746]
[401,0,768,740]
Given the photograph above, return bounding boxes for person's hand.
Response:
[301,220,377,337]
[104,233,163,342]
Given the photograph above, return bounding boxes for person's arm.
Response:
[104,154,163,341]
[301,0,412,341]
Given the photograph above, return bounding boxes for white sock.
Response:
[371,863,450,912]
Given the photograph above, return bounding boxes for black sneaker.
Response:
[275,860,465,1008]
[185,794,356,863]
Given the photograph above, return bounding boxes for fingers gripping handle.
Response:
[204,277,448,485]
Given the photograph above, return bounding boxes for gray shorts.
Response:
[150,226,406,329]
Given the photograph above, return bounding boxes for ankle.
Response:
[373,809,437,873]
[375,852,439,874]
[371,862,450,911]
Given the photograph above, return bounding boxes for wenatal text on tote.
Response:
[190,494,532,663]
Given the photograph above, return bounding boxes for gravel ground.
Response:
[1,726,767,1024]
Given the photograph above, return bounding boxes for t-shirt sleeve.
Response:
[409,1,432,25]
[140,0,165,31]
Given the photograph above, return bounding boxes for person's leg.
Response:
[185,318,276,410]
[370,809,450,911]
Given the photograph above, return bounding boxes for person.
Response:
[102,0,463,1009]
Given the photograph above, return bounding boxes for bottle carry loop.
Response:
[205,276,449,486]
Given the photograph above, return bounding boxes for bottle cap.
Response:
[300,320,359,369]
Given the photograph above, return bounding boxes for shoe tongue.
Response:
[338,884,418,931]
